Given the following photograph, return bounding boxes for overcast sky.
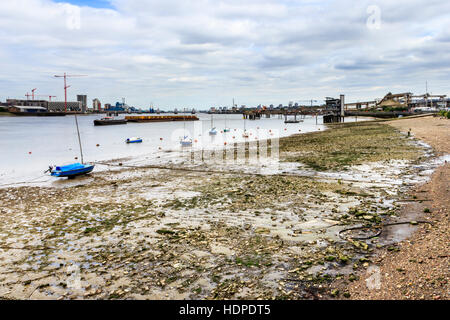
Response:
[0,0,449,109]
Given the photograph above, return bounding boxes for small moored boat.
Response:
[48,112,94,179]
[180,136,192,146]
[126,137,143,143]
[94,117,127,126]
[50,163,95,178]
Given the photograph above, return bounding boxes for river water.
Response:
[0,113,364,185]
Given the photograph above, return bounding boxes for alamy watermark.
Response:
[66,264,82,290]
[366,5,381,30]
[365,265,381,290]
[64,4,81,30]
[171,121,280,170]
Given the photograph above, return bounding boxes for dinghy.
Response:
[209,127,217,135]
[49,113,95,179]
[126,137,143,143]
[50,163,95,178]
[180,108,193,146]
[180,136,193,147]
[209,115,217,135]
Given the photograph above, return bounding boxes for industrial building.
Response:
[92,98,102,111]
[77,95,87,113]
[5,99,48,108]
[48,101,82,112]
[4,97,85,112]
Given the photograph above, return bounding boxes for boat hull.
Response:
[94,119,127,126]
[51,164,95,178]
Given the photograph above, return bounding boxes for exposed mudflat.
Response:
[0,121,445,300]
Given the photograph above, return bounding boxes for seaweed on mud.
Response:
[280,122,421,171]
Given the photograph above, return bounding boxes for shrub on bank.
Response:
[438,110,450,119]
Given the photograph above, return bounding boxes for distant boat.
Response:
[209,114,217,135]
[180,108,193,146]
[94,116,127,126]
[242,113,249,138]
[126,137,143,143]
[180,136,193,146]
[48,113,94,179]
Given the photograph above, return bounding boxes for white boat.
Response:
[180,108,193,146]
[209,115,217,135]
[224,101,231,132]
[180,136,192,146]
[242,112,249,138]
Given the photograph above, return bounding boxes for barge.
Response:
[125,115,199,122]
[94,117,127,126]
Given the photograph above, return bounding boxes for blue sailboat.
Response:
[50,163,95,177]
[126,137,143,143]
[49,114,95,179]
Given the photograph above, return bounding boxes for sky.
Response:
[0,0,449,109]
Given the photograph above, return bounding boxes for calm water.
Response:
[0,113,363,184]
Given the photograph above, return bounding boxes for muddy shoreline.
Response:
[0,119,447,300]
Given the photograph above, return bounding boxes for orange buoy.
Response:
[224,142,227,145]
[96,144,100,147]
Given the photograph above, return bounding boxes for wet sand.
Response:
[0,119,447,300]
[341,115,449,300]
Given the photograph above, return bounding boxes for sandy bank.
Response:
[343,115,449,300]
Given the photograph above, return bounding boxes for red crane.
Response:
[54,73,87,112]
[31,88,37,100]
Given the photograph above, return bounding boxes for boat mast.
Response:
[244,114,246,132]
[74,113,84,164]
[183,107,186,137]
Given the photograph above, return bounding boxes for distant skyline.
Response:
[1,0,449,109]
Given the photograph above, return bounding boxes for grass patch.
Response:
[280,122,421,171]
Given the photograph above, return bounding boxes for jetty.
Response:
[125,115,199,122]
